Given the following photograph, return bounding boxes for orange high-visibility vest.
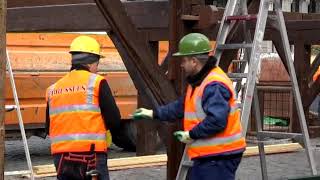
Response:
[184,67,246,159]
[46,70,107,154]
[313,66,320,82]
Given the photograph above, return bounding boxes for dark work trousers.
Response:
[53,152,109,180]
[189,156,242,180]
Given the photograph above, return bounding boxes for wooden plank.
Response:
[7,2,320,42]
[244,143,302,156]
[0,0,6,179]
[29,143,303,177]
[7,0,94,7]
[7,2,169,34]
[7,3,109,32]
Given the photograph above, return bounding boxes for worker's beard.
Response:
[186,60,216,87]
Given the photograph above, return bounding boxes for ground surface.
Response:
[4,137,320,180]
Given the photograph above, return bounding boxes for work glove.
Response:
[174,131,193,144]
[106,130,112,148]
[132,108,153,120]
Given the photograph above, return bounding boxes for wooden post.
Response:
[136,41,160,156]
[167,0,191,179]
[0,0,6,179]
[292,38,311,132]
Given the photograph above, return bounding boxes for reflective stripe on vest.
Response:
[87,74,97,104]
[190,133,242,147]
[184,102,239,121]
[49,104,100,115]
[51,133,106,144]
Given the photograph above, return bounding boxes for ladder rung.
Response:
[228,73,248,79]
[257,131,303,144]
[182,161,193,167]
[216,43,252,50]
[232,59,247,63]
[226,14,257,22]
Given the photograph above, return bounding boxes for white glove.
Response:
[132,108,153,120]
[174,131,193,143]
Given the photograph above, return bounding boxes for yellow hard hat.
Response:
[69,35,104,57]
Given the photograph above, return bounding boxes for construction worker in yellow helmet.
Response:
[45,35,121,180]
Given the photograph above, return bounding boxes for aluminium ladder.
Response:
[175,0,317,179]
[4,51,34,179]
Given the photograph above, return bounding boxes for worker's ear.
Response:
[191,56,200,66]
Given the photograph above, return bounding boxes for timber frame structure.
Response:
[4,0,320,179]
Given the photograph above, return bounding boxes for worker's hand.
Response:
[106,130,112,148]
[132,108,153,120]
[174,131,193,144]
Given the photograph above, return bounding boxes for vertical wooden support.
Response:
[167,0,184,179]
[292,38,311,132]
[136,41,159,156]
[0,0,6,179]
[136,92,158,156]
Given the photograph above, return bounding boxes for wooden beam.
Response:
[94,0,177,106]
[7,0,94,7]
[7,2,320,42]
[0,0,6,179]
[7,1,169,35]
[7,3,109,32]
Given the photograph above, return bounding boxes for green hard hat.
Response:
[173,33,212,57]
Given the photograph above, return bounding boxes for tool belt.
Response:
[57,145,99,180]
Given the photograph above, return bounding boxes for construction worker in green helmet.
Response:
[45,35,121,180]
[132,33,246,180]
